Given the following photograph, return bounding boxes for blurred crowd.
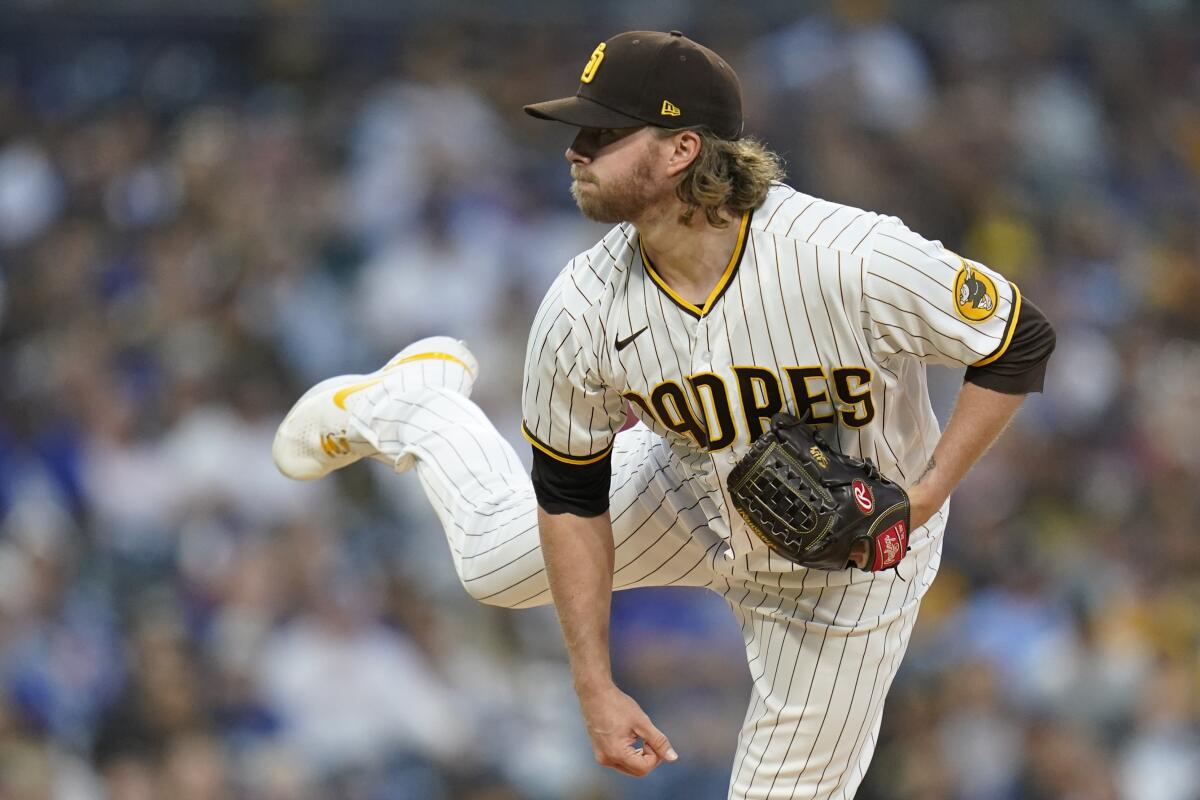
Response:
[0,1,1198,798]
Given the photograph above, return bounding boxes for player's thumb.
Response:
[637,721,678,763]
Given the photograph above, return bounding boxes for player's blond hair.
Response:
[661,128,785,227]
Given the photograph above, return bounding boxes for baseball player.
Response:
[273,30,1055,799]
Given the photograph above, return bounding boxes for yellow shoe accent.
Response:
[332,377,384,410]
[386,350,476,373]
[332,351,476,410]
[274,337,477,481]
[320,432,351,456]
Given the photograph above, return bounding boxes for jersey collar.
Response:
[638,210,752,319]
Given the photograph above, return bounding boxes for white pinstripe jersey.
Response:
[522,183,1020,560]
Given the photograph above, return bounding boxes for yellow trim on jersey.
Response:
[521,423,614,466]
[639,211,750,317]
[730,364,784,441]
[782,365,836,425]
[332,351,475,410]
[649,378,708,450]
[972,282,1022,367]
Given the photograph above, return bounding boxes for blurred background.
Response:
[0,0,1198,798]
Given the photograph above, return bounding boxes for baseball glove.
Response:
[727,412,910,571]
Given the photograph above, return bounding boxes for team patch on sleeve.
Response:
[953,258,999,323]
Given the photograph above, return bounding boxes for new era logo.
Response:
[661,100,681,116]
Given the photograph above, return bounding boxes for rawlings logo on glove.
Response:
[727,412,911,571]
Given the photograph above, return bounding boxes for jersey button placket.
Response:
[693,318,711,369]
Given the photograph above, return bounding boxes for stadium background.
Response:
[0,0,1198,797]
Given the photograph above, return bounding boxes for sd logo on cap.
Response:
[525,30,744,141]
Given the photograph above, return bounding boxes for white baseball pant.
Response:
[351,380,945,800]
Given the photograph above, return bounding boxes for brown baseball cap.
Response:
[524,30,744,140]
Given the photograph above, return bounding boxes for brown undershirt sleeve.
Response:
[530,448,611,517]
[965,297,1056,394]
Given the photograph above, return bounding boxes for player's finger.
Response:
[850,540,869,568]
[601,746,656,777]
[619,749,660,777]
[634,720,678,762]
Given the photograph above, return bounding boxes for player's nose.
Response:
[566,130,593,164]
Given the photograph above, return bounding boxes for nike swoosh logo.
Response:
[615,326,649,352]
[333,378,383,410]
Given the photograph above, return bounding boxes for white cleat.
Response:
[272,336,478,481]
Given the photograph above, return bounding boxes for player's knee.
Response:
[457,570,499,604]
[456,567,543,609]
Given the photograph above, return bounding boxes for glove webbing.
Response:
[729,438,836,558]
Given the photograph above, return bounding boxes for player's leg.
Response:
[273,337,724,609]
[398,398,726,608]
[272,336,480,480]
[718,530,944,800]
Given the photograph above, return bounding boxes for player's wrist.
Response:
[906,483,945,529]
[575,674,620,701]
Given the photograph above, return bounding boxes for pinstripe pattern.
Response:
[356,382,724,608]
[350,369,948,797]
[519,185,986,569]
[864,229,1016,365]
[722,513,944,799]
[335,182,1034,797]
[508,182,1026,796]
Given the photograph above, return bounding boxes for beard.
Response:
[570,150,666,223]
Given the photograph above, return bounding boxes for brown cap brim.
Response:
[523,95,647,129]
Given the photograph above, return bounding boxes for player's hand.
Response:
[850,481,945,568]
[578,684,678,777]
[850,540,870,569]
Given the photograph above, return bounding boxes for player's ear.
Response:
[663,130,702,177]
